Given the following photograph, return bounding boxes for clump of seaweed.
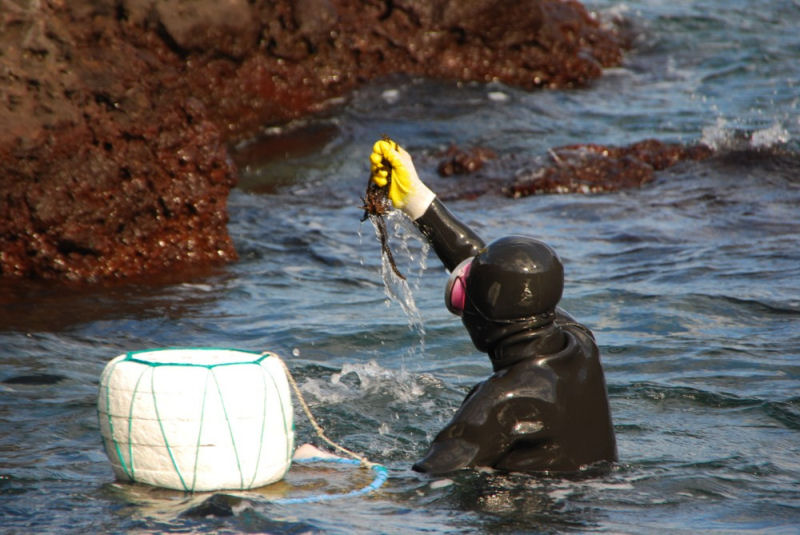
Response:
[361,155,406,281]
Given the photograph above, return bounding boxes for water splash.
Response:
[700,117,734,151]
[701,117,792,151]
[374,210,429,359]
[750,123,791,148]
[300,359,440,405]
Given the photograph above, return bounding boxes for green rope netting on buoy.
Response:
[98,347,388,503]
[100,348,294,492]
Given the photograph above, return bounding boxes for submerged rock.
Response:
[0,0,626,282]
[2,374,65,385]
[181,493,241,518]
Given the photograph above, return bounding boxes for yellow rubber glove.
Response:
[370,138,435,220]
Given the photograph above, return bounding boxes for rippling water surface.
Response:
[2,2,800,533]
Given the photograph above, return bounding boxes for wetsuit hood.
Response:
[461,236,564,356]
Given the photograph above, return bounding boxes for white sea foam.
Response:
[700,117,734,150]
[749,122,791,148]
[701,117,792,151]
[382,88,400,104]
[429,478,453,489]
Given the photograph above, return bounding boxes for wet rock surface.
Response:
[0,0,628,282]
[505,140,714,197]
[430,140,714,201]
[437,145,498,177]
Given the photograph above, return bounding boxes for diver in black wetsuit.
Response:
[369,139,617,474]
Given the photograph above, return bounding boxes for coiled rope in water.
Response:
[272,457,389,505]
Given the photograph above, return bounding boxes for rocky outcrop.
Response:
[0,0,626,282]
[428,140,714,201]
[505,140,714,197]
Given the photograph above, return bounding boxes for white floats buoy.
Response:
[97,348,294,492]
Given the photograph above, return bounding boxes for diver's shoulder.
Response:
[554,308,596,342]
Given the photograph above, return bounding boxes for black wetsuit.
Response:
[411,199,617,474]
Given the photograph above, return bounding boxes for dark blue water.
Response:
[2,2,800,533]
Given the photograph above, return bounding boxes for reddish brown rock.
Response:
[426,139,714,202]
[0,1,237,281]
[506,140,714,197]
[0,0,627,282]
[437,145,497,177]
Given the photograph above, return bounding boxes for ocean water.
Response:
[2,1,799,533]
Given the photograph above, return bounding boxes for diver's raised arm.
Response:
[370,139,484,271]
